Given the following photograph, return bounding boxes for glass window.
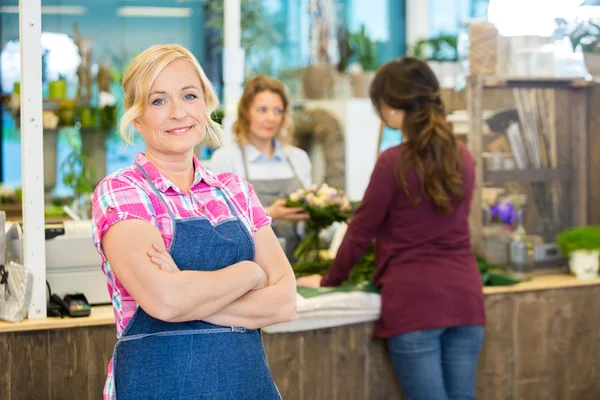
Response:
[1,0,205,195]
[1,0,405,196]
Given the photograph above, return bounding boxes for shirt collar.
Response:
[244,139,285,163]
[134,152,223,193]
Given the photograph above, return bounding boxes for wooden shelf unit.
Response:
[466,76,594,253]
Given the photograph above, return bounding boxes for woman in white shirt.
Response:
[211,75,312,259]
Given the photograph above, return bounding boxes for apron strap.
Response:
[134,162,177,221]
[135,161,243,222]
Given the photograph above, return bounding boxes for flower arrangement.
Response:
[286,183,352,262]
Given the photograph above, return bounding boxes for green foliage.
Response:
[410,34,459,61]
[336,26,354,73]
[569,20,600,54]
[292,242,376,286]
[211,108,225,125]
[201,0,283,75]
[60,132,96,198]
[99,105,119,130]
[349,24,380,71]
[556,226,600,257]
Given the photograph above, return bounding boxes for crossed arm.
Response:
[102,220,297,329]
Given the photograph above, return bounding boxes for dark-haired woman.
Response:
[296,57,485,400]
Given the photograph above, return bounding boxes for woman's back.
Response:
[371,141,484,338]
[375,141,475,278]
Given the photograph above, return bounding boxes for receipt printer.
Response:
[6,220,110,305]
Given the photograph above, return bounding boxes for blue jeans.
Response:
[386,325,484,400]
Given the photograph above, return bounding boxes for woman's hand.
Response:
[267,199,309,221]
[148,244,180,273]
[148,244,267,290]
[296,274,323,288]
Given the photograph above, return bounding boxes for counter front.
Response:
[1,274,599,399]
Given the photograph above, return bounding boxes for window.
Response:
[1,0,405,195]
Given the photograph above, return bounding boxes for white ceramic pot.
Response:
[569,250,600,280]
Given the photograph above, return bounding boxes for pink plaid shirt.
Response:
[92,152,271,399]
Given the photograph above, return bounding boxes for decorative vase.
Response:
[80,128,108,186]
[350,71,376,98]
[509,224,535,279]
[569,250,600,280]
[302,64,335,99]
[43,129,59,192]
[48,79,67,99]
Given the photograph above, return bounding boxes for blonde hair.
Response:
[119,44,222,146]
[232,75,294,146]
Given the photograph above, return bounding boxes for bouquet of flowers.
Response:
[286,183,353,262]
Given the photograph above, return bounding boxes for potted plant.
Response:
[77,103,116,185]
[569,20,600,79]
[410,34,459,88]
[333,26,355,98]
[349,24,380,98]
[556,226,600,280]
[61,131,97,219]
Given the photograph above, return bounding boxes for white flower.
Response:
[289,192,301,202]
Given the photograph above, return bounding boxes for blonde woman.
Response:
[211,75,311,259]
[92,45,295,400]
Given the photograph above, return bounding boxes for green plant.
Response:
[61,133,96,200]
[201,0,283,75]
[211,108,225,125]
[556,226,600,257]
[336,26,354,73]
[411,34,459,61]
[570,20,600,53]
[349,24,380,71]
[99,105,118,130]
[569,20,600,54]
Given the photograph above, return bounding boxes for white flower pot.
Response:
[569,250,600,280]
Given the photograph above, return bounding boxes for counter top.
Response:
[0,304,115,333]
[2,274,600,334]
[482,274,600,295]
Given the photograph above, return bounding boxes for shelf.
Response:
[484,167,571,184]
[481,76,592,89]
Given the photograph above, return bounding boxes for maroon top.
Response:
[321,142,486,338]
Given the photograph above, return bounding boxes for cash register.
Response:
[6,220,110,305]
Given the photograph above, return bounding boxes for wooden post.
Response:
[467,75,484,254]
[19,0,47,319]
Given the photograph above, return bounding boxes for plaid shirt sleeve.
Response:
[246,181,272,234]
[217,172,272,236]
[92,174,157,254]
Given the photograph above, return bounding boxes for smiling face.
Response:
[133,59,206,157]
[247,90,285,143]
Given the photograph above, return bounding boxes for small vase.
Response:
[509,224,535,279]
[569,250,600,280]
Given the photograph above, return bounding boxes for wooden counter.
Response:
[1,274,599,399]
[0,274,595,334]
[0,305,114,334]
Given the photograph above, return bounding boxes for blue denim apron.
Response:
[112,164,281,399]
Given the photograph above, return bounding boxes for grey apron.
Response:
[240,145,304,260]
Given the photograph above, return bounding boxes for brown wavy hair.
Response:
[232,75,294,146]
[369,57,463,215]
